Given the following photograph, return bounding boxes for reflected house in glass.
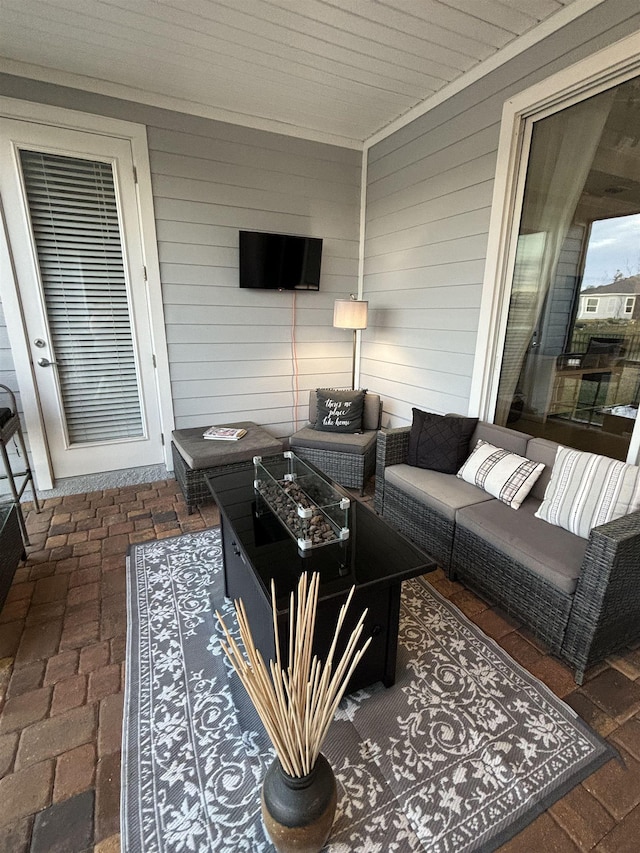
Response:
[578,275,640,321]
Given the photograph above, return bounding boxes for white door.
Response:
[0,119,164,479]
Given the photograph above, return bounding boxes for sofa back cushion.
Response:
[470,422,531,457]
[526,438,561,501]
[308,390,381,431]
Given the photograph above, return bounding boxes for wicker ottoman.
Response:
[171,421,283,513]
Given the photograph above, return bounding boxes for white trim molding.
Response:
[468,30,640,444]
[0,97,175,480]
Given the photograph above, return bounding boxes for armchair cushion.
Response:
[289,427,376,455]
[314,389,365,433]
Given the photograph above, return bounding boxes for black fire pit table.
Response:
[206,452,436,693]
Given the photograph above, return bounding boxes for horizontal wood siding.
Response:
[362,1,640,427]
[0,79,361,448]
[147,120,360,436]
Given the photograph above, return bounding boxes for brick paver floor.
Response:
[0,477,639,851]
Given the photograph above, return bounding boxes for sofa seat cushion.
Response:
[289,427,377,455]
[385,464,493,522]
[456,497,586,595]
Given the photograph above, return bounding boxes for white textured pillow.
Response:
[457,440,544,510]
[535,447,640,538]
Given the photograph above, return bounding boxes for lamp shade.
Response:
[333,298,368,330]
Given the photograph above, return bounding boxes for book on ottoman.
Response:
[203,426,247,441]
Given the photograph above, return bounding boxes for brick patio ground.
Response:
[0,476,639,851]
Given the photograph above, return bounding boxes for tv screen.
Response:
[239,231,322,291]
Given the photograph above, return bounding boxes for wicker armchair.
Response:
[289,391,382,494]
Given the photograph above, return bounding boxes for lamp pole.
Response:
[333,295,368,391]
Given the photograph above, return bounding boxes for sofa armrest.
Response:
[562,508,640,681]
[374,427,410,513]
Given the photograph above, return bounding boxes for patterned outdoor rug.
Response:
[122,528,614,853]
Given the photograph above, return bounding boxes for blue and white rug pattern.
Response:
[122,528,613,852]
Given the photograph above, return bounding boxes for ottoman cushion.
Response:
[172,421,282,470]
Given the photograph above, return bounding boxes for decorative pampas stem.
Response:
[216,572,371,777]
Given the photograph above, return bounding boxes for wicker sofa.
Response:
[375,420,640,683]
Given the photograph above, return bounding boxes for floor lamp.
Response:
[333,296,368,391]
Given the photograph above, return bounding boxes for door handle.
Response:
[37,357,56,367]
[232,542,246,563]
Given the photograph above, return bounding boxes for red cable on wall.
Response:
[291,290,299,432]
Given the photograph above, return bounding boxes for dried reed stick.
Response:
[216,571,371,777]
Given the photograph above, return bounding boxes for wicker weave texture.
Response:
[171,443,258,512]
[562,509,640,680]
[374,427,410,513]
[292,444,375,493]
[373,417,640,683]
[452,524,572,652]
[373,426,457,566]
[382,482,455,571]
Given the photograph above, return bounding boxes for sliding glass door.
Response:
[495,76,640,461]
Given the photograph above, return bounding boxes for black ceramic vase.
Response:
[261,754,337,853]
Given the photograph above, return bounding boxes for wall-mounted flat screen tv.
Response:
[239,230,322,291]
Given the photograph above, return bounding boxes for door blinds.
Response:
[19,149,143,444]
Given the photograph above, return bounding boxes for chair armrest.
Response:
[374,427,410,513]
[563,508,640,678]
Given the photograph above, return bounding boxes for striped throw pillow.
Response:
[535,447,640,538]
[457,440,544,510]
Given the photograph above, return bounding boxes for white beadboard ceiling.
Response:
[0,0,600,148]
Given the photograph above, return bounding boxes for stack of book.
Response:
[202,426,247,441]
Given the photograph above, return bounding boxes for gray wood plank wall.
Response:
[361,0,640,427]
[0,77,362,457]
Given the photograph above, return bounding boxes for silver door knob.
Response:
[37,357,56,367]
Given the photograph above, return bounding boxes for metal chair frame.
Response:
[0,384,40,544]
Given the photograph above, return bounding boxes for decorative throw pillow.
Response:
[407,409,478,474]
[314,389,365,433]
[457,440,545,510]
[535,447,640,538]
